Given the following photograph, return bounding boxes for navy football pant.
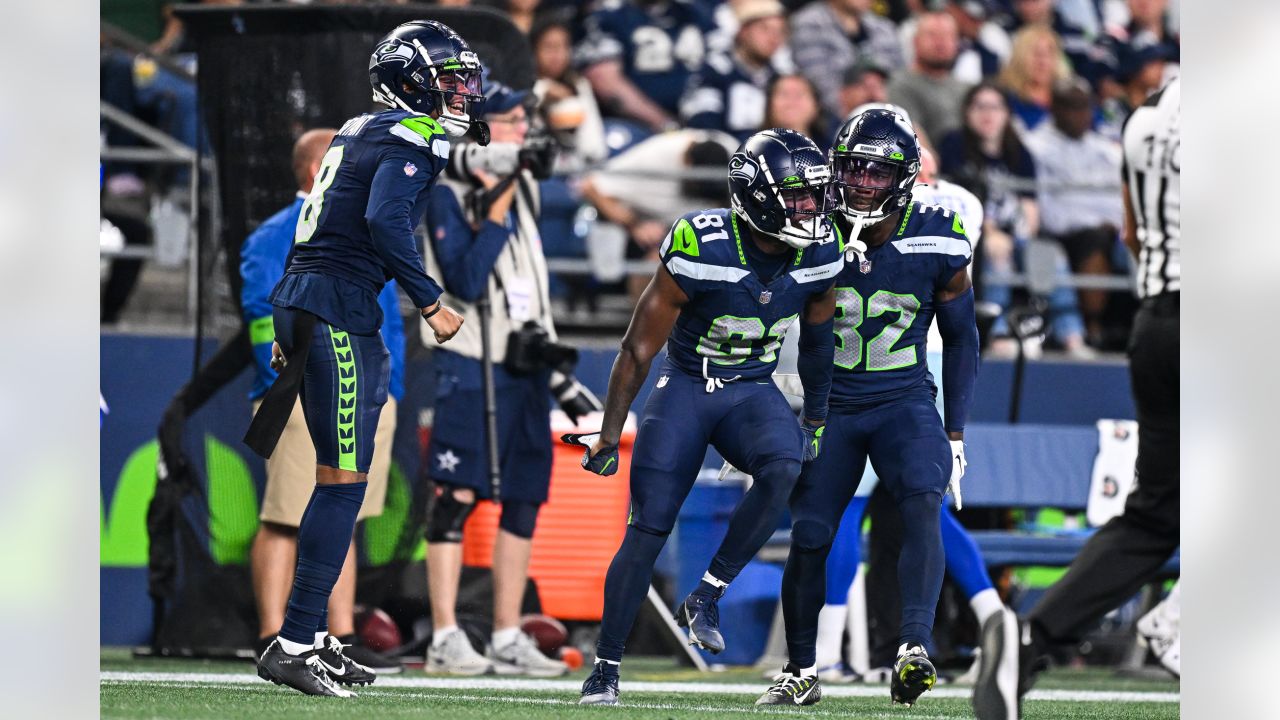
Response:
[596,369,804,663]
[274,306,390,473]
[782,395,950,667]
[272,308,386,647]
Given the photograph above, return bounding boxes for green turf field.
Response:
[100,648,1178,719]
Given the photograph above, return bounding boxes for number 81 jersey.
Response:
[661,208,844,382]
[830,201,973,408]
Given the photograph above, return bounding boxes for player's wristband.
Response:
[422,303,442,320]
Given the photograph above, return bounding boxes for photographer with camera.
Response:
[419,81,598,677]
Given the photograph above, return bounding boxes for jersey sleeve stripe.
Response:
[890,236,972,259]
[389,123,430,147]
[666,256,751,283]
[789,258,844,283]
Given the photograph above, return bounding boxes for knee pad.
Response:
[499,500,541,539]
[425,485,475,543]
[753,458,802,494]
[792,519,835,552]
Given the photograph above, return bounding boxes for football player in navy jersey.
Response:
[251,20,474,697]
[757,109,979,708]
[566,129,843,706]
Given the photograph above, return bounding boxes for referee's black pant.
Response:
[1029,292,1179,642]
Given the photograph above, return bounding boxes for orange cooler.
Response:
[460,412,635,621]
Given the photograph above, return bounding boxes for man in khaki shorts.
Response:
[240,128,404,673]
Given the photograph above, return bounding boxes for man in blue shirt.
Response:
[240,128,405,678]
[250,20,470,697]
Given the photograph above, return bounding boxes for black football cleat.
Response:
[675,589,725,654]
[756,664,822,706]
[891,643,937,707]
[579,660,621,705]
[334,634,404,674]
[973,613,1048,720]
[257,639,355,697]
[312,635,376,686]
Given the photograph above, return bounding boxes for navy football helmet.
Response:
[728,128,833,250]
[369,20,484,138]
[830,108,920,224]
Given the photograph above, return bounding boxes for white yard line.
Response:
[100,671,1179,704]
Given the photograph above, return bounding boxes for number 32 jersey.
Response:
[830,201,972,410]
[660,208,844,382]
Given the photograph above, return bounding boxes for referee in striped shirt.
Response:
[973,77,1180,720]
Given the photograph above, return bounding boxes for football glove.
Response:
[948,439,966,510]
[801,421,824,463]
[561,432,619,476]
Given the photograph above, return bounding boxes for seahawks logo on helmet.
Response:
[374,42,416,65]
[729,156,758,185]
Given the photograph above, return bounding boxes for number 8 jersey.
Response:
[271,109,450,336]
[829,201,972,409]
[660,207,844,382]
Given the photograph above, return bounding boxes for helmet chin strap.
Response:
[843,215,869,265]
[377,81,471,138]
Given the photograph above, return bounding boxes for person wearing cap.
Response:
[790,0,905,119]
[679,0,788,143]
[418,82,572,678]
[899,0,1011,85]
[1097,42,1175,141]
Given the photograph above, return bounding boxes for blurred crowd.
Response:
[100,0,1179,355]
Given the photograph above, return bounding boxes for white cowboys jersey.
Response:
[1122,77,1180,299]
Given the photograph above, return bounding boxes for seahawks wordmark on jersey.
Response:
[829,201,972,409]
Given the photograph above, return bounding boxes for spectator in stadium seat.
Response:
[1110,0,1179,62]
[504,0,541,34]
[836,58,890,122]
[887,11,971,143]
[763,73,831,152]
[580,128,736,298]
[576,0,715,132]
[1097,42,1173,142]
[938,82,1089,356]
[898,0,1011,85]
[789,0,904,119]
[1001,0,1107,86]
[241,128,403,674]
[679,0,787,143]
[531,17,607,173]
[419,83,576,677]
[1024,78,1125,347]
[997,24,1071,133]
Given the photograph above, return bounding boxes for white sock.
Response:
[314,631,327,650]
[969,589,1003,626]
[798,664,817,677]
[597,658,620,666]
[492,626,521,649]
[701,571,729,588]
[815,604,847,667]
[277,636,314,656]
[432,625,459,647]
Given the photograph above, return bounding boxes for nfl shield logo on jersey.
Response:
[859,258,872,274]
[759,289,772,304]
[403,161,418,177]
